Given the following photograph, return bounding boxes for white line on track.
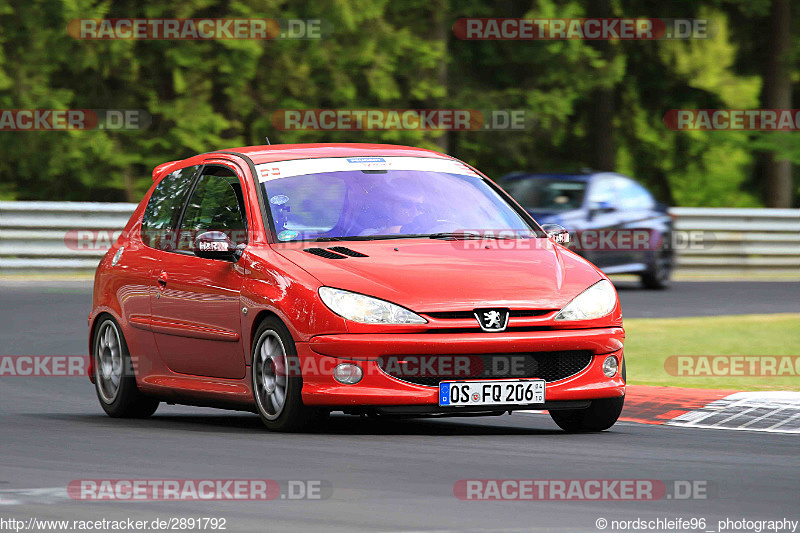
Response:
[0,487,68,505]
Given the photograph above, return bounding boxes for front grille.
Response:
[510,310,556,317]
[425,309,555,320]
[423,326,553,334]
[424,311,474,320]
[377,351,593,387]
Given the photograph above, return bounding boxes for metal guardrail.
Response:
[0,202,136,272]
[0,202,798,275]
[671,207,800,275]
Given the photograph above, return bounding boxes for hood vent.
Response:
[303,247,369,259]
[304,248,348,259]
[329,246,369,257]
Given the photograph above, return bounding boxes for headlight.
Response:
[318,287,427,324]
[554,280,617,321]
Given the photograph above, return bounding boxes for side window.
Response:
[141,166,199,250]
[176,166,248,252]
[586,178,618,206]
[617,179,655,210]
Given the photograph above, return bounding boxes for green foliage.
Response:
[0,0,796,205]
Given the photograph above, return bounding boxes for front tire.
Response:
[549,396,624,433]
[93,317,159,418]
[251,317,320,432]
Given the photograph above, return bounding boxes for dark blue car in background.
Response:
[499,172,674,289]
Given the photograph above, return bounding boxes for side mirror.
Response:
[589,200,615,213]
[541,224,570,245]
[193,231,240,261]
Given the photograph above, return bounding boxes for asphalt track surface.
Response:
[1,281,799,532]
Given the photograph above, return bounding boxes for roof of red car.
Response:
[151,144,456,182]
[211,143,452,165]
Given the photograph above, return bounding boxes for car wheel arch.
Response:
[88,311,127,385]
[248,310,291,364]
[88,309,125,353]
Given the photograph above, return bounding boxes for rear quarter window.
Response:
[141,166,199,249]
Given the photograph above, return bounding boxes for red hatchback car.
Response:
[89,143,626,432]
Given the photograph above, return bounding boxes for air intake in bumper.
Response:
[376,351,593,387]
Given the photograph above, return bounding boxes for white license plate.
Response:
[439,379,545,407]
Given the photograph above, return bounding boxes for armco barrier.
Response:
[0,202,798,276]
[671,207,800,276]
[0,201,136,273]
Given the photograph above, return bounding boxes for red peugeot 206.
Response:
[89,143,625,432]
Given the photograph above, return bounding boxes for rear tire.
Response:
[93,317,159,418]
[251,317,321,432]
[549,396,624,433]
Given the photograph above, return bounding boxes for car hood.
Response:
[272,239,603,313]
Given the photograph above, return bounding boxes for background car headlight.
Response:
[554,280,617,321]
[318,287,427,324]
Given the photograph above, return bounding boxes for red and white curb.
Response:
[665,391,800,433]
[520,386,800,433]
[620,386,800,434]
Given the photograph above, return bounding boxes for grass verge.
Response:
[624,313,800,391]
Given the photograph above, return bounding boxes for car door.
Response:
[149,163,249,380]
[613,177,659,269]
[580,176,626,268]
[127,164,200,372]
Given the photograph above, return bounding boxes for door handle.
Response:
[158,271,168,288]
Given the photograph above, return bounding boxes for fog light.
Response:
[333,363,363,384]
[603,355,619,378]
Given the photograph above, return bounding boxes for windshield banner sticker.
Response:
[256,156,479,181]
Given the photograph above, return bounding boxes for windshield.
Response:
[500,178,587,211]
[258,157,539,242]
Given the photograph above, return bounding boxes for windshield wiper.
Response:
[313,233,530,242]
[314,234,424,242]
[427,232,481,240]
[426,232,524,240]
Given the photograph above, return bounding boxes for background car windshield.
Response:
[262,169,536,241]
[501,178,587,211]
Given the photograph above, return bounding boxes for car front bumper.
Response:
[297,327,625,408]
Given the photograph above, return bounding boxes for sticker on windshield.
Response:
[260,167,280,179]
[346,157,385,163]
[277,230,298,241]
[270,194,290,205]
[256,156,479,182]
